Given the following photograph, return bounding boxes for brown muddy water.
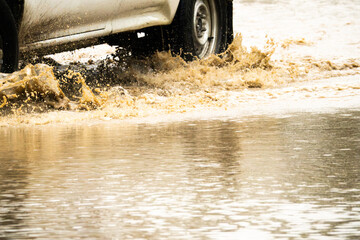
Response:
[0,1,360,125]
[1,111,360,239]
[1,0,360,239]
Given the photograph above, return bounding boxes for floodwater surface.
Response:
[1,0,360,239]
[0,0,359,125]
[1,111,360,239]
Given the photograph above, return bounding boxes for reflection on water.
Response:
[1,111,360,239]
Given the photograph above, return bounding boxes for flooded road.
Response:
[1,0,360,239]
[1,0,360,125]
[1,111,360,239]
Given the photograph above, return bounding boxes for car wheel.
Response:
[0,0,19,73]
[167,0,232,60]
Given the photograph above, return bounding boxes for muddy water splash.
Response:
[0,35,277,111]
[0,64,70,112]
[116,35,280,91]
[0,64,103,114]
[0,34,359,125]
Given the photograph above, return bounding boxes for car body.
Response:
[1,0,233,72]
[18,0,180,52]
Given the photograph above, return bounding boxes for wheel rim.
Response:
[193,0,218,58]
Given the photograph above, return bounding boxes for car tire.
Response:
[107,0,232,60]
[167,0,233,60]
[0,0,19,73]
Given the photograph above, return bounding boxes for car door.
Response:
[19,0,115,44]
[110,0,179,33]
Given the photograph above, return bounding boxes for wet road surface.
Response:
[1,0,360,239]
[1,110,360,239]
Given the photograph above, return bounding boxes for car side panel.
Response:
[19,0,114,45]
[111,0,180,34]
[19,0,180,51]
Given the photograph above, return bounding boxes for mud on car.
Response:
[0,0,233,73]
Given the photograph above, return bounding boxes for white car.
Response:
[0,0,233,73]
